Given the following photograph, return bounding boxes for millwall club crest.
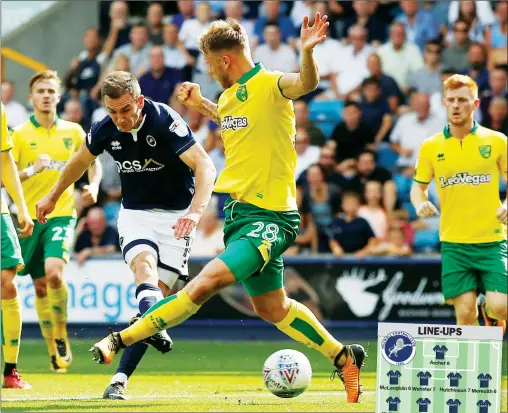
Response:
[236,85,248,102]
[63,137,73,150]
[479,145,492,159]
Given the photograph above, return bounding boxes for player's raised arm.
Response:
[177,82,220,126]
[174,143,217,239]
[36,142,97,223]
[278,12,329,100]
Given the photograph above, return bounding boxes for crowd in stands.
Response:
[2,0,507,259]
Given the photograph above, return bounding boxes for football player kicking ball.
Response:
[412,74,507,333]
[36,72,216,399]
[11,71,102,373]
[1,103,34,389]
[89,13,367,404]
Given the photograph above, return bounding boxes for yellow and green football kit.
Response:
[414,122,508,300]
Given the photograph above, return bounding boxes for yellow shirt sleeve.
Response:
[497,133,507,179]
[10,129,22,164]
[1,104,13,151]
[74,124,86,153]
[414,140,434,184]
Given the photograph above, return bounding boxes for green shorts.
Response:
[1,213,24,272]
[18,216,76,279]
[441,241,508,300]
[217,197,300,297]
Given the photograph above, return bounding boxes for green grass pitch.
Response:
[2,339,507,412]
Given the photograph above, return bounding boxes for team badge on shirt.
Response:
[479,145,492,159]
[63,137,73,150]
[236,85,248,102]
[169,120,188,137]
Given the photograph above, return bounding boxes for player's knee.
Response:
[254,297,291,324]
[1,271,17,299]
[33,278,48,298]
[46,268,63,288]
[131,252,158,284]
[454,305,477,325]
[488,301,508,320]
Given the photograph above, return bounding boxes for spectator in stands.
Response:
[485,1,507,68]
[329,192,377,257]
[366,54,402,114]
[395,0,439,51]
[62,99,90,132]
[300,2,341,102]
[441,20,472,73]
[293,100,326,147]
[345,150,397,212]
[253,0,297,49]
[333,25,372,100]
[358,180,388,240]
[369,225,412,256]
[301,164,342,253]
[146,2,164,45]
[161,23,189,71]
[331,101,375,174]
[485,97,508,134]
[409,40,443,96]
[447,0,495,44]
[479,66,508,125]
[224,1,255,45]
[171,0,195,29]
[74,207,120,265]
[102,1,131,52]
[179,1,212,80]
[97,152,121,227]
[343,0,387,46]
[390,93,443,169]
[467,42,490,93]
[295,128,320,180]
[253,22,298,73]
[1,80,28,128]
[377,22,424,94]
[359,77,393,144]
[112,24,152,77]
[297,146,341,190]
[138,46,182,105]
[192,196,224,257]
[429,68,455,120]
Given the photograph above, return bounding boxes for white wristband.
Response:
[24,166,36,177]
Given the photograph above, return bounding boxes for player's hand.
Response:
[416,201,439,218]
[34,154,51,173]
[82,183,99,206]
[173,212,200,240]
[300,12,329,52]
[17,208,34,238]
[177,82,203,109]
[36,194,57,224]
[496,204,507,224]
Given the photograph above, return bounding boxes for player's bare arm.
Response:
[411,182,439,218]
[278,12,329,100]
[1,150,34,237]
[36,142,97,223]
[82,156,103,205]
[177,82,220,126]
[173,143,217,239]
[18,154,51,182]
[496,144,508,224]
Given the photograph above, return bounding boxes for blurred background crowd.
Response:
[2,0,507,261]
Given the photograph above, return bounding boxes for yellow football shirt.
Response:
[414,122,507,243]
[1,103,13,214]
[11,116,85,219]
[215,63,297,211]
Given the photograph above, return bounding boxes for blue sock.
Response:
[116,283,163,378]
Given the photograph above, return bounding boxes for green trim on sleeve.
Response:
[413,179,431,185]
[277,75,290,100]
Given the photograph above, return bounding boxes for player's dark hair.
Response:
[199,17,248,54]
[29,70,61,91]
[101,71,141,99]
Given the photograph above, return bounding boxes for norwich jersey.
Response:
[215,63,297,211]
[414,122,507,243]
[1,103,13,214]
[11,116,85,219]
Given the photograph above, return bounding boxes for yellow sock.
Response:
[1,297,22,364]
[47,281,68,339]
[121,291,200,345]
[34,295,56,355]
[275,299,343,364]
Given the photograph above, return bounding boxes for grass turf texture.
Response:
[2,340,507,412]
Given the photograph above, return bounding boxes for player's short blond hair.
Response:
[199,18,248,54]
[29,70,61,91]
[443,74,478,98]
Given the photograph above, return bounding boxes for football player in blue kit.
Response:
[36,71,216,399]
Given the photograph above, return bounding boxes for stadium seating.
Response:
[308,100,343,138]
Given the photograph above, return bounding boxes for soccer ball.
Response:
[263,349,312,398]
